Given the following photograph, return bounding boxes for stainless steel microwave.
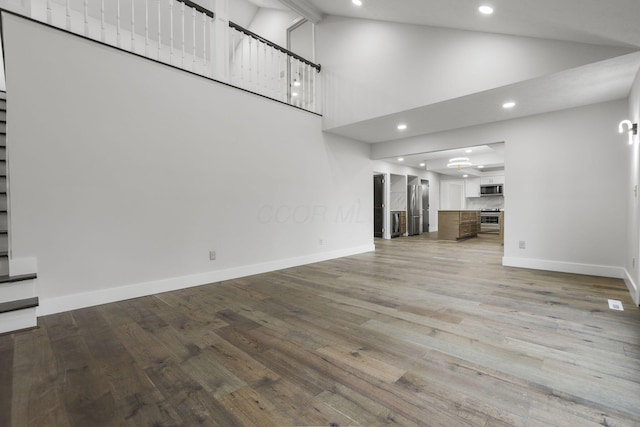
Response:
[480,184,503,197]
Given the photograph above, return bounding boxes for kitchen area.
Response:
[438,172,505,241]
[374,142,505,243]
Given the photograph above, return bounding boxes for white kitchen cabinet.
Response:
[465,178,481,198]
[480,175,504,185]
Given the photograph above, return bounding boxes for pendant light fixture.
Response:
[447,157,472,169]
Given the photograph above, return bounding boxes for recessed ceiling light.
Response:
[292,92,299,97]
[479,5,494,15]
[419,162,426,167]
[503,101,516,109]
[465,149,473,153]
[398,157,404,162]
[463,174,469,178]
[352,0,362,6]
[478,165,485,169]
[397,123,407,130]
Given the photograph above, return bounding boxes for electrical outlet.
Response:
[319,239,324,246]
[209,250,216,261]
[519,240,526,249]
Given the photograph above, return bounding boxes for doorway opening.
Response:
[373,174,385,238]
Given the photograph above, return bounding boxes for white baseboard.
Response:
[37,244,375,316]
[502,256,624,279]
[623,269,640,306]
[0,307,37,334]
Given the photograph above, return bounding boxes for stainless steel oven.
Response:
[480,209,500,233]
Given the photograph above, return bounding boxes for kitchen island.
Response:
[438,210,480,240]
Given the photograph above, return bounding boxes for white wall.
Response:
[229,0,259,28]
[316,15,635,130]
[289,19,314,61]
[503,102,628,276]
[625,68,640,305]
[372,101,629,279]
[248,8,300,47]
[2,14,373,314]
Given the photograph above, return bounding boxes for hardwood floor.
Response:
[3,233,640,426]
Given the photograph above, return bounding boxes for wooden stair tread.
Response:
[0,297,38,314]
[0,273,37,284]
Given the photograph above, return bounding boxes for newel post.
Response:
[209,0,229,82]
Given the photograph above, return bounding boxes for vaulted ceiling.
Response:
[278,0,640,49]
[247,0,640,148]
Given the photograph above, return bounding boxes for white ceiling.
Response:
[246,0,289,11]
[329,52,640,143]
[293,0,640,49]
[257,0,640,159]
[390,143,506,177]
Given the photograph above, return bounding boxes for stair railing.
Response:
[229,21,321,114]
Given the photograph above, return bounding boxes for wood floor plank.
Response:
[317,344,407,383]
[11,322,70,427]
[315,385,421,427]
[0,336,13,427]
[144,361,243,426]
[5,233,640,425]
[219,385,280,426]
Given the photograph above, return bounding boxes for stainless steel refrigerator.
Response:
[407,185,422,236]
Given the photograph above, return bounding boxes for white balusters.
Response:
[83,0,89,36]
[247,37,252,84]
[180,2,185,67]
[66,0,71,30]
[240,35,246,82]
[210,14,216,78]
[256,40,260,88]
[311,65,317,112]
[230,32,236,82]
[305,64,310,109]
[291,59,298,105]
[296,60,302,106]
[101,0,106,42]
[145,0,149,57]
[279,51,285,102]
[202,12,207,67]
[269,49,275,98]
[117,0,121,48]
[157,0,162,60]
[131,0,136,52]
[262,43,267,91]
[192,8,196,71]
[297,61,303,107]
[46,0,52,24]
[169,0,174,64]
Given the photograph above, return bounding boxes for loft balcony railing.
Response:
[229,22,320,114]
[23,0,321,114]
